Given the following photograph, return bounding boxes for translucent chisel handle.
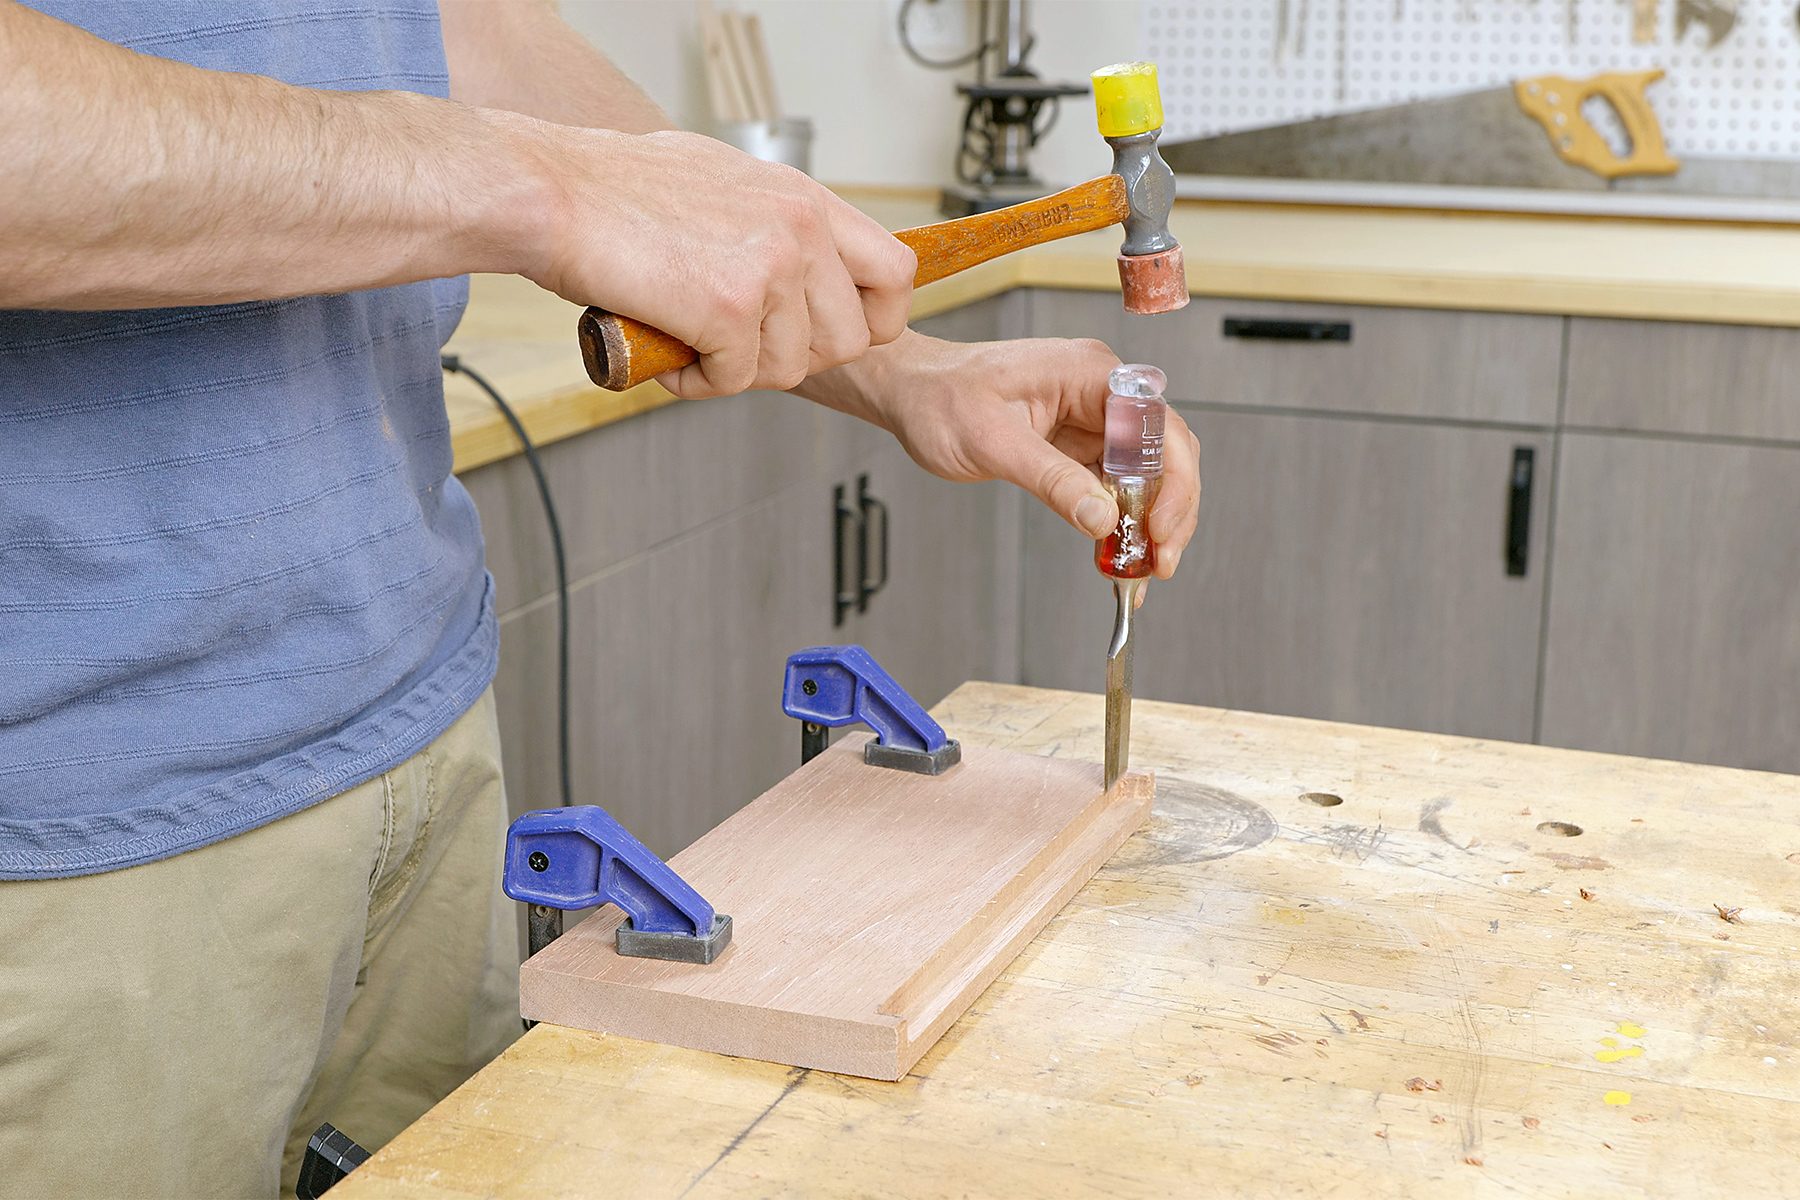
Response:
[1094,363,1167,580]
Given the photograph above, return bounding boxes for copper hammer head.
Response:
[1092,62,1189,316]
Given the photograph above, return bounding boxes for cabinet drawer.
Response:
[1566,317,1800,443]
[1030,291,1561,425]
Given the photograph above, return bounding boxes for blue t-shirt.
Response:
[0,1,496,879]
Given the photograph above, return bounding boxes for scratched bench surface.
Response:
[337,683,1800,1200]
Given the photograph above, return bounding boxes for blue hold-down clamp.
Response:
[781,644,962,775]
[503,806,731,964]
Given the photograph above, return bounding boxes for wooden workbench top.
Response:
[338,683,1800,1199]
[444,190,1800,474]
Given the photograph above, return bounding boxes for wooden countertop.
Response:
[445,191,1800,473]
[338,683,1800,1199]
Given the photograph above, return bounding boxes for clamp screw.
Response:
[528,851,550,872]
[802,678,818,696]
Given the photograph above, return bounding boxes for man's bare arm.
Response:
[0,0,549,309]
[0,1,913,396]
[439,0,670,132]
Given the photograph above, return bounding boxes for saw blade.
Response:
[1162,87,1609,191]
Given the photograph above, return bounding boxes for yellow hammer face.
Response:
[1092,61,1164,138]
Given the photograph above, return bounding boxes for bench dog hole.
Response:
[1537,820,1583,837]
[1300,792,1344,807]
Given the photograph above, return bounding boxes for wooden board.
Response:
[341,683,1800,1200]
[519,735,1153,1080]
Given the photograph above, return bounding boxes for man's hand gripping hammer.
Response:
[578,60,1189,391]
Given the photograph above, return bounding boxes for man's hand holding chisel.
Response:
[1095,363,1172,789]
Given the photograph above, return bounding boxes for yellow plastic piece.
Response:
[1092,61,1164,138]
[1513,70,1679,179]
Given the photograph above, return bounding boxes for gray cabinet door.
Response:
[843,437,1019,708]
[821,289,1022,706]
[492,479,837,858]
[1021,408,1554,741]
[1540,433,1800,772]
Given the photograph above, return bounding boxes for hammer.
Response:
[578,61,1188,392]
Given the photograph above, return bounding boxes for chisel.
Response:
[1095,363,1168,790]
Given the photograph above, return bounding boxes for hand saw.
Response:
[1163,70,1679,190]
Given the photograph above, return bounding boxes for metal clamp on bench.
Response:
[781,644,961,776]
[503,806,732,964]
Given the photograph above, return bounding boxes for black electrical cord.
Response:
[897,0,991,70]
[441,353,572,811]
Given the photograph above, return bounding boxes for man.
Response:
[0,1,1201,1195]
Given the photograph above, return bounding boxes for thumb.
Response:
[996,431,1117,539]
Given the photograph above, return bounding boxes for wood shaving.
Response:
[1404,1076,1443,1093]
[1714,903,1743,923]
[1580,888,1596,901]
[1522,1115,1540,1129]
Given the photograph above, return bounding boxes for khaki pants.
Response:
[0,689,521,1199]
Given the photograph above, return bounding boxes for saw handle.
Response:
[577,174,1131,392]
[1513,69,1679,181]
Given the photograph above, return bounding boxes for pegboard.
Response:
[1145,1,1800,160]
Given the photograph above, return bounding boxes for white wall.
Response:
[557,0,1145,188]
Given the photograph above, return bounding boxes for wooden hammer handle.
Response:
[578,174,1131,392]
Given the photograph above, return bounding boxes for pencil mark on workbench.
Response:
[1537,850,1612,870]
[818,1072,885,1104]
[1110,781,1275,868]
[1419,798,1471,852]
[1256,946,1296,987]
[1277,971,1363,1010]
[1321,1011,1345,1036]
[1441,943,1487,1161]
[1054,982,1217,1022]
[680,1067,810,1196]
[1252,1029,1304,1054]
[1319,821,1388,863]
[1401,851,1518,898]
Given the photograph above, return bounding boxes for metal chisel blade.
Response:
[1104,578,1143,790]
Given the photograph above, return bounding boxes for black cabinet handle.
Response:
[1505,446,1535,577]
[832,482,858,626]
[1222,316,1352,343]
[856,474,889,612]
